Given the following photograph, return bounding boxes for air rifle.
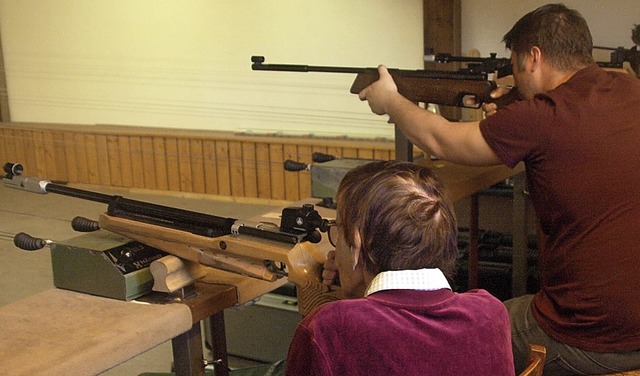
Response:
[251,55,521,109]
[3,162,338,316]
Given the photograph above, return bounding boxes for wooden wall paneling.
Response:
[106,135,122,186]
[22,130,38,175]
[228,141,245,197]
[95,134,111,186]
[129,135,145,189]
[202,139,218,195]
[341,147,359,158]
[215,140,231,196]
[164,138,180,192]
[296,144,312,199]
[152,137,169,191]
[0,123,396,200]
[176,137,193,192]
[189,139,206,194]
[255,142,271,199]
[5,129,24,168]
[73,133,89,183]
[51,131,68,182]
[140,136,156,189]
[326,146,342,162]
[3,129,20,162]
[84,134,100,185]
[38,130,59,180]
[357,148,374,159]
[10,129,27,171]
[241,142,258,198]
[374,149,390,160]
[63,132,78,183]
[283,143,300,202]
[117,136,133,187]
[32,131,47,177]
[0,128,7,163]
[268,143,285,201]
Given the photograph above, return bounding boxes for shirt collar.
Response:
[364,268,452,297]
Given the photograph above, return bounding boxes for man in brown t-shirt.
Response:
[357,3,640,375]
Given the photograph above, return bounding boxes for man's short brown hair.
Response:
[503,3,595,71]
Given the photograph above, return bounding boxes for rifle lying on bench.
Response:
[3,162,338,316]
[251,53,522,108]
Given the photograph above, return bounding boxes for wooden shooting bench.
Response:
[0,282,238,376]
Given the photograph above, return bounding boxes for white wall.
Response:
[461,0,639,62]
[0,0,423,139]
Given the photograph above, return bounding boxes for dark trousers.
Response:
[505,294,640,375]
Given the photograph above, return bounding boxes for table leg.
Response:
[209,311,230,376]
[468,193,479,289]
[511,172,529,297]
[172,322,205,376]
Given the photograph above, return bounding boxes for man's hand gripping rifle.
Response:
[3,162,337,316]
[251,53,521,108]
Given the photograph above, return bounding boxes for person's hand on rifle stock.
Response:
[358,65,399,115]
[322,250,339,286]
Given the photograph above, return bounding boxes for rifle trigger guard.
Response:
[264,260,288,277]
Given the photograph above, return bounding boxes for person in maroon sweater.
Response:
[356,3,640,375]
[285,160,514,376]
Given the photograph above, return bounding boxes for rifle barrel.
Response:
[251,56,487,81]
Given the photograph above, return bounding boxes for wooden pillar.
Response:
[0,19,11,122]
[423,0,461,120]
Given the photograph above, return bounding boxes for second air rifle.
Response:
[3,162,338,316]
[251,54,521,108]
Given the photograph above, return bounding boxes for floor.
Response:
[0,180,285,375]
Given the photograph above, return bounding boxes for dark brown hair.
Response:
[503,3,595,71]
[335,160,458,278]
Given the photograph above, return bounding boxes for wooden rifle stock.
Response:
[350,70,514,108]
[99,213,339,316]
[252,55,520,108]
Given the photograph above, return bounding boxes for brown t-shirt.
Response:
[480,65,640,352]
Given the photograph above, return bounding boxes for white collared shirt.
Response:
[364,268,452,297]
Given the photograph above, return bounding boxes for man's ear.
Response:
[529,46,542,71]
[351,229,363,270]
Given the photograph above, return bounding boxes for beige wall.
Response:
[0,0,423,139]
[0,1,637,140]
[461,0,639,62]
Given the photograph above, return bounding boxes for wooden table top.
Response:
[425,160,524,202]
